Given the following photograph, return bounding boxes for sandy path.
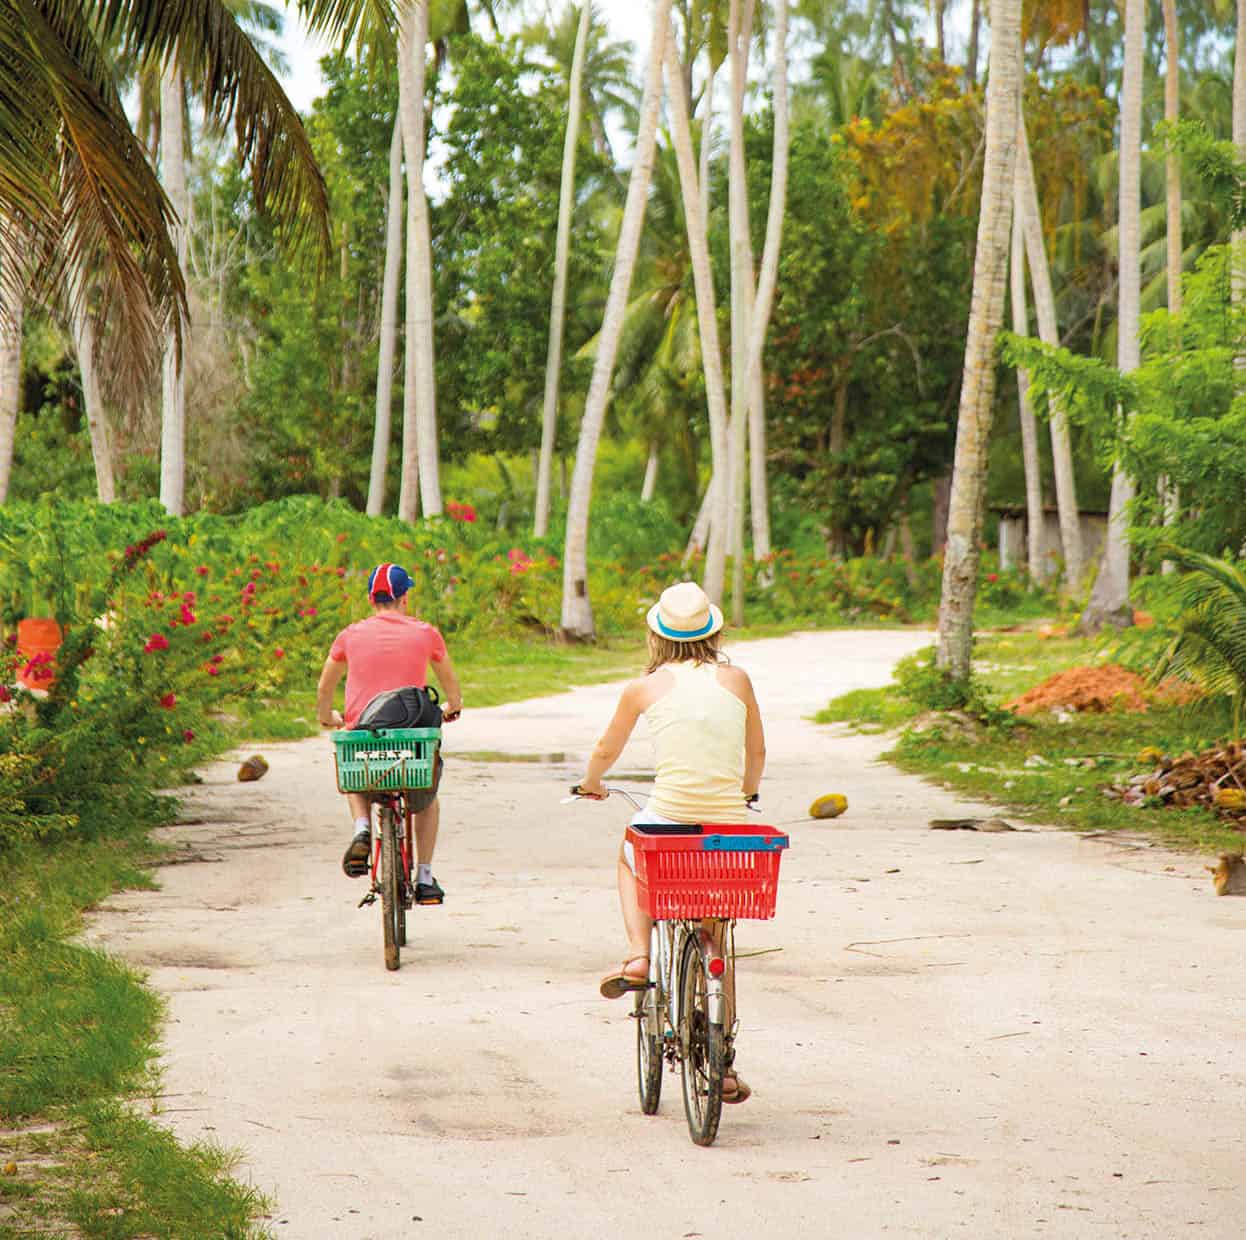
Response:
[87,630,1245,1239]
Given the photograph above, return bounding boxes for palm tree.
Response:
[1,1,330,407]
[1160,0,1182,556]
[1079,0,1144,633]
[535,1,592,539]
[663,29,730,605]
[67,265,117,501]
[159,59,190,515]
[560,0,673,639]
[1015,115,1083,588]
[397,1,441,519]
[0,278,20,504]
[367,114,404,516]
[934,0,1023,682]
[1009,187,1044,579]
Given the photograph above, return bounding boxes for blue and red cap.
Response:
[367,562,413,602]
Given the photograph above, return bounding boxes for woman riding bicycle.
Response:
[576,581,766,1104]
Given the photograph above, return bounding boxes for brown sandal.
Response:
[722,1070,751,1104]
[599,955,649,999]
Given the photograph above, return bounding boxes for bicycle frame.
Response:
[366,793,414,890]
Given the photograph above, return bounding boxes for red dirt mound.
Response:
[1005,664,1196,716]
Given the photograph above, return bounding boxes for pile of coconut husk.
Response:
[1108,741,1246,825]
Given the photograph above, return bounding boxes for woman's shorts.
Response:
[621,808,683,877]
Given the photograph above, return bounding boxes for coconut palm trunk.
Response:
[726,0,754,625]
[641,444,659,500]
[1009,187,1043,580]
[1233,0,1246,358]
[159,62,188,516]
[367,114,404,517]
[0,282,20,504]
[397,0,441,520]
[742,0,789,571]
[560,0,672,639]
[663,29,730,603]
[1160,0,1181,561]
[1015,116,1083,587]
[1080,0,1144,632]
[68,270,116,503]
[934,0,1022,682]
[535,1,592,539]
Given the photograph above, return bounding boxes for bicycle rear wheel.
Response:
[678,932,724,1146]
[635,976,663,1115]
[379,805,401,971]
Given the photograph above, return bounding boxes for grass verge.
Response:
[819,629,1246,855]
[0,829,270,1238]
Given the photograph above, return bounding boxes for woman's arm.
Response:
[579,680,646,796]
[740,675,766,797]
[316,656,345,727]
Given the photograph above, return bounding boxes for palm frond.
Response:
[1157,545,1246,703]
[96,0,331,254]
[1,0,185,394]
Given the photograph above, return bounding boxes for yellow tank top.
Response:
[644,661,747,823]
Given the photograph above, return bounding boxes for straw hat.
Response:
[645,581,724,642]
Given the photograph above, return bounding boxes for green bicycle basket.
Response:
[331,727,440,793]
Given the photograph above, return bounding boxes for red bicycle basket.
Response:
[627,823,789,920]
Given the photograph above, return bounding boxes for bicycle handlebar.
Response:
[567,784,759,812]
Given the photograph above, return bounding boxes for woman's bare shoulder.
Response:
[715,662,755,698]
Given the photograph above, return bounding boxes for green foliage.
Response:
[1154,546,1246,728]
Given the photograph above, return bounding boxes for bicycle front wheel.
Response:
[635,977,663,1115]
[678,932,724,1146]
[379,806,401,971]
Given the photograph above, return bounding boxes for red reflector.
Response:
[708,957,726,977]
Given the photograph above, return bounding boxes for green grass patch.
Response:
[819,627,1246,854]
[0,831,270,1238]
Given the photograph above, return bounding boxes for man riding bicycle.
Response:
[317,562,462,905]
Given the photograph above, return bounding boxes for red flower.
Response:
[195,565,210,577]
[250,569,262,581]
[143,633,170,653]
[241,581,257,597]
[0,684,12,703]
[216,614,235,626]
[986,573,999,584]
[265,561,279,573]
[180,605,197,626]
[182,728,195,743]
[205,664,221,677]
[334,567,346,578]
[274,647,286,659]
[299,607,318,618]
[336,533,348,543]
[210,653,224,664]
[159,692,177,709]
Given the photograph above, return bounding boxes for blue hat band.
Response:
[656,614,715,640]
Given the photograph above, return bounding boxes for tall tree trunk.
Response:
[934,0,1022,682]
[536,0,591,539]
[664,30,730,603]
[68,279,116,503]
[1232,0,1246,388]
[368,115,403,518]
[1080,0,1144,632]
[934,0,947,61]
[1016,116,1083,587]
[641,444,659,501]
[743,0,789,570]
[1010,182,1044,580]
[159,63,188,516]
[699,60,715,239]
[727,0,755,625]
[966,0,982,88]
[397,1,441,520]
[0,282,20,504]
[1160,0,1182,565]
[685,480,713,560]
[560,0,672,639]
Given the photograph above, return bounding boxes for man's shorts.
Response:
[406,751,444,813]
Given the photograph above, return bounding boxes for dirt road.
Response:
[88,630,1245,1238]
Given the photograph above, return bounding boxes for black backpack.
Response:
[356,684,442,731]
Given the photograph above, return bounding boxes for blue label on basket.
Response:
[703,834,789,852]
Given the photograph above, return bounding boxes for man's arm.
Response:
[430,653,462,718]
[317,656,346,727]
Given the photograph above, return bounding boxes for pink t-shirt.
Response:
[329,613,447,728]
